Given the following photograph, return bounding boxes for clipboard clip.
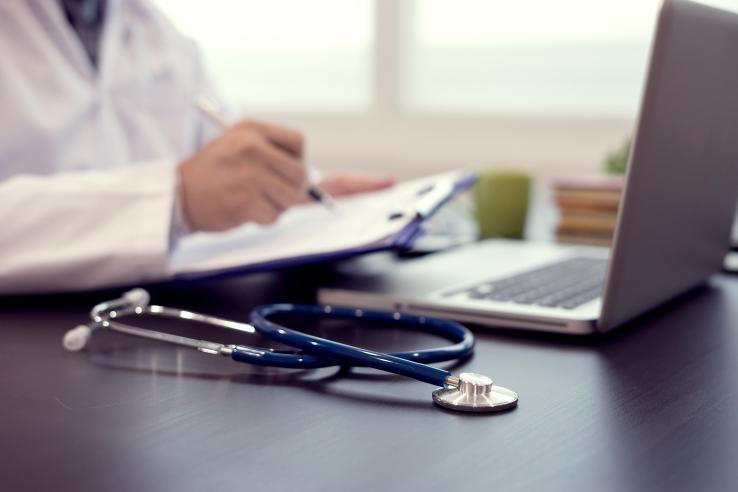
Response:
[414,179,456,219]
[386,177,459,222]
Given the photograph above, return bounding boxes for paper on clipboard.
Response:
[169,171,471,279]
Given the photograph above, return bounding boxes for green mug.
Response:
[473,169,531,239]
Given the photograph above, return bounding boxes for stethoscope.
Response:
[63,289,518,413]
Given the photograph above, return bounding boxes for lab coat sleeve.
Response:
[0,160,177,294]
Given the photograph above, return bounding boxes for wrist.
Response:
[171,165,194,243]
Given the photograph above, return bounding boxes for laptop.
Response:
[318,0,738,335]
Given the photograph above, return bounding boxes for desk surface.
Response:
[2,262,738,492]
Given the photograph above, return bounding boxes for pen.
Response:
[195,96,337,212]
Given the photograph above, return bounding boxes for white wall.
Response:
[254,113,634,180]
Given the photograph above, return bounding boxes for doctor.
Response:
[0,0,393,294]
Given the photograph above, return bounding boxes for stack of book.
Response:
[553,175,624,246]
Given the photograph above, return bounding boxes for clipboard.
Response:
[169,171,476,281]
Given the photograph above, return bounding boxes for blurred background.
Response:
[153,0,737,179]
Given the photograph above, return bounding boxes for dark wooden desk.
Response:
[1,263,738,492]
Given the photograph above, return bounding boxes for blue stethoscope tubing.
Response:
[64,289,518,412]
[240,304,474,387]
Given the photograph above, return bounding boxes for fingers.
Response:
[224,187,280,227]
[230,167,304,227]
[319,175,396,197]
[179,119,309,232]
[248,136,308,189]
[259,172,303,211]
[226,127,308,227]
[245,199,281,226]
[236,119,304,156]
[230,126,308,189]
[349,176,396,193]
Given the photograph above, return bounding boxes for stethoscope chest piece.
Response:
[432,372,518,413]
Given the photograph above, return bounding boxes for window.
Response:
[402,0,660,116]
[152,0,686,118]
[150,0,738,175]
[153,0,374,111]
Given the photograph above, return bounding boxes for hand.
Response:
[178,120,308,231]
[316,173,395,198]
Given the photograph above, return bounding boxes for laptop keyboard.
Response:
[446,257,608,310]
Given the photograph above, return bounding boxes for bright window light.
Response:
[402,0,662,116]
[152,0,374,111]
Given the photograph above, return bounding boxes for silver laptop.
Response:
[318,0,738,335]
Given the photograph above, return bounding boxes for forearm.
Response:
[0,161,177,294]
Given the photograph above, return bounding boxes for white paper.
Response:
[169,172,462,276]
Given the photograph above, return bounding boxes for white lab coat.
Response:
[0,0,216,294]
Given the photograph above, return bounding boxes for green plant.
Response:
[604,138,631,175]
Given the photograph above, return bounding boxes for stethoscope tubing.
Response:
[248,304,474,386]
[73,289,475,387]
[64,289,518,413]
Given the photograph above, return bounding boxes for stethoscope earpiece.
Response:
[121,288,150,308]
[63,324,92,352]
